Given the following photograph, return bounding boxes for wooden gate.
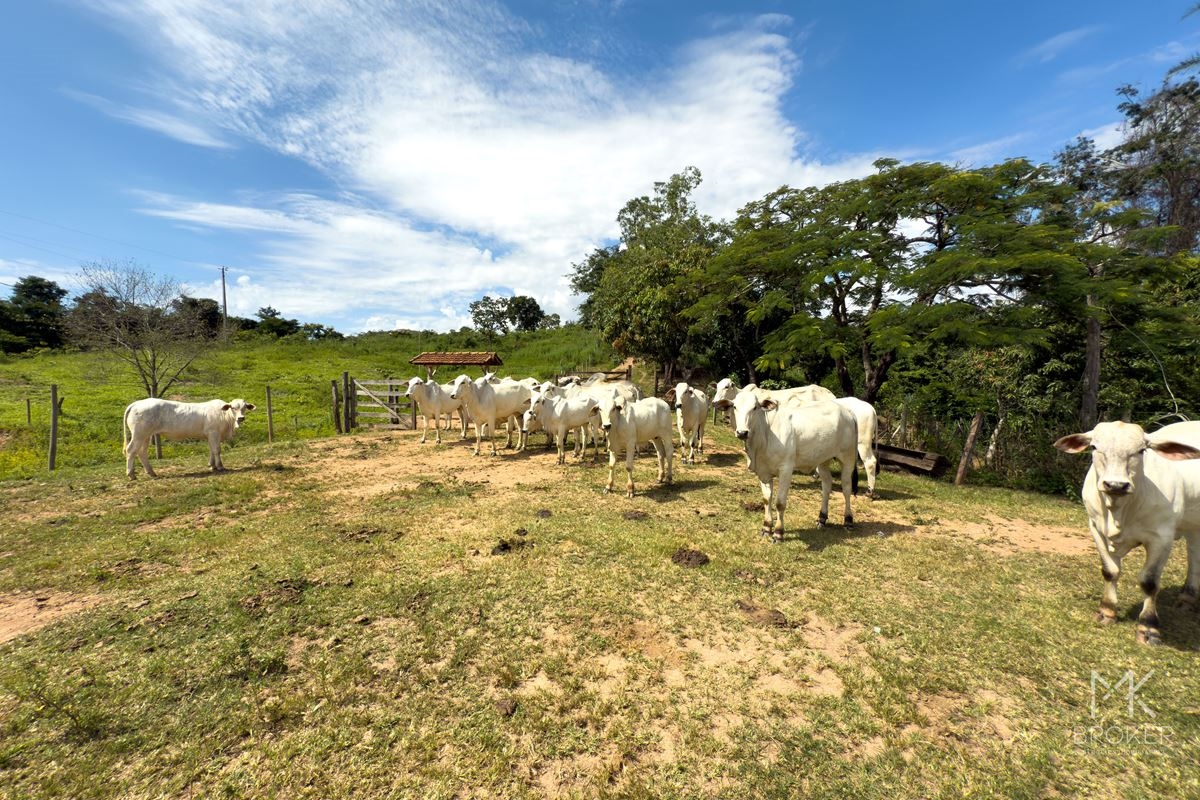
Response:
[352,378,417,430]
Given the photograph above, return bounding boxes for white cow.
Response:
[404,377,468,444]
[123,397,255,479]
[733,390,858,541]
[763,390,878,498]
[668,382,709,464]
[450,374,532,456]
[523,390,601,464]
[595,393,674,498]
[1054,420,1200,645]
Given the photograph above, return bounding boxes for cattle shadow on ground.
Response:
[701,452,745,468]
[1126,587,1200,652]
[776,520,917,551]
[629,478,722,502]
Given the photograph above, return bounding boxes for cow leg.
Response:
[661,437,673,485]
[556,432,567,465]
[1179,532,1200,608]
[605,446,620,494]
[861,446,878,499]
[815,464,833,528]
[209,432,224,472]
[1091,523,1124,624]
[772,469,793,542]
[759,477,776,538]
[625,447,636,498]
[1135,536,1174,646]
[471,419,484,456]
[840,457,855,527]
[127,435,155,479]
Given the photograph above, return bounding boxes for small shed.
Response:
[409,351,504,379]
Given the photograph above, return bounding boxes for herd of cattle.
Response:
[119,377,1200,647]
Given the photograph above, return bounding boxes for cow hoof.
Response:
[1136,626,1164,646]
[816,514,828,528]
[1094,610,1117,625]
[844,515,854,527]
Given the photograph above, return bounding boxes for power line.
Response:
[0,207,218,267]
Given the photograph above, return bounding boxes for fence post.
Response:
[342,372,353,432]
[955,411,985,486]
[266,385,275,443]
[331,380,343,434]
[49,385,58,471]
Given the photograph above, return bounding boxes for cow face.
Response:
[712,378,738,410]
[227,399,256,428]
[672,382,690,411]
[448,374,472,400]
[595,393,623,432]
[523,392,547,432]
[403,377,423,397]
[732,391,764,440]
[1054,421,1200,505]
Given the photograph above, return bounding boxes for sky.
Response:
[2,1,1198,334]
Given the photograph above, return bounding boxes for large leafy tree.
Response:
[576,167,727,382]
[700,159,1083,403]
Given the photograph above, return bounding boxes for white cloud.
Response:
[84,2,883,332]
[1018,26,1103,66]
[62,89,232,149]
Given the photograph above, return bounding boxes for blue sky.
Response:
[2,1,1197,333]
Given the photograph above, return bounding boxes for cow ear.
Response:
[761,399,779,411]
[1149,440,1200,461]
[221,403,233,411]
[244,404,256,411]
[1053,433,1092,453]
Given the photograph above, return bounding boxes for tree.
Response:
[505,295,546,332]
[254,306,301,338]
[1111,79,1200,255]
[0,276,68,353]
[580,167,727,383]
[470,296,511,337]
[68,260,215,398]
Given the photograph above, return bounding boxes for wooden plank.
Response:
[876,444,951,478]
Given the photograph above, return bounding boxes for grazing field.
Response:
[2,418,1199,799]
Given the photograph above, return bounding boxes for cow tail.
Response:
[122,403,131,454]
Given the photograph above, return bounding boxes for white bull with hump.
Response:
[595,392,674,498]
[123,397,255,479]
[1054,420,1200,645]
[450,373,532,456]
[733,390,857,542]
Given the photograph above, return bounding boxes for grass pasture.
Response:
[2,417,1200,799]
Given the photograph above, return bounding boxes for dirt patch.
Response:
[0,591,104,644]
[671,549,710,568]
[735,599,791,628]
[941,514,1090,556]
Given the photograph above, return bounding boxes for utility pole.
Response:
[219,266,229,339]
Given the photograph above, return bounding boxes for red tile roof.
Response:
[409,351,504,367]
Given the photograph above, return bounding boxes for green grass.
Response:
[2,417,1199,798]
